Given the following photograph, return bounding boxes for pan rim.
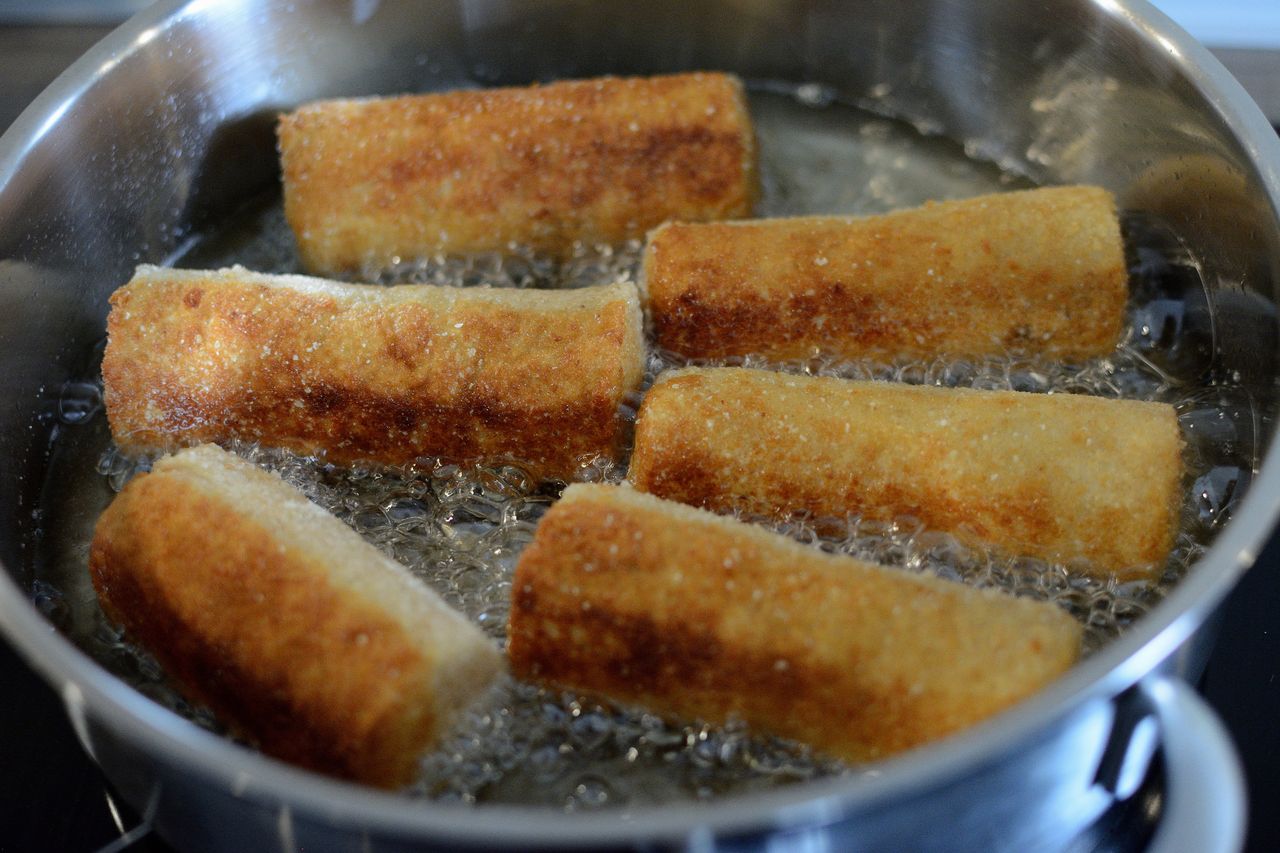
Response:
[0,0,1278,844]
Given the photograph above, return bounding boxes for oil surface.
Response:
[32,85,1253,810]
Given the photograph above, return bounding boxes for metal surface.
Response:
[0,0,1278,850]
[1146,678,1247,853]
[0,1,149,25]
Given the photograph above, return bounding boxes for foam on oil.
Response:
[32,85,1252,810]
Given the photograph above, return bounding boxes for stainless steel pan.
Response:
[1,1,1278,850]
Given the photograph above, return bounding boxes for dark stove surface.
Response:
[0,22,1277,853]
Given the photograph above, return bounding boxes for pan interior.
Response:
[29,82,1253,809]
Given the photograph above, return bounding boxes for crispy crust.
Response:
[102,265,645,478]
[644,186,1127,361]
[279,73,758,274]
[630,368,1183,579]
[508,483,1082,762]
[88,444,503,788]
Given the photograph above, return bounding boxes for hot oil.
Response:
[32,85,1253,809]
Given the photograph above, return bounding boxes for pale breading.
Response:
[279,72,758,275]
[89,444,503,788]
[508,483,1082,763]
[103,265,644,478]
[630,367,1182,579]
[644,186,1127,361]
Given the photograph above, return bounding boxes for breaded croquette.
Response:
[644,186,1127,362]
[279,73,758,274]
[103,265,644,479]
[630,367,1182,578]
[508,483,1082,762]
[89,444,503,787]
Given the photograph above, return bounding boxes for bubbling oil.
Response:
[32,85,1254,810]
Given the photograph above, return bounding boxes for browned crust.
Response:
[88,445,502,788]
[630,368,1183,579]
[278,73,758,274]
[644,186,1128,361]
[508,484,1082,762]
[102,266,644,478]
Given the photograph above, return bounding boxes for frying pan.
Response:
[0,1,1278,850]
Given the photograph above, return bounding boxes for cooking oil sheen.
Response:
[33,85,1252,810]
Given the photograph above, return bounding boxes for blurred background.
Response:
[1155,0,1280,122]
[0,2,1276,851]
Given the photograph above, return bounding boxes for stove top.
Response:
[0,21,1277,853]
